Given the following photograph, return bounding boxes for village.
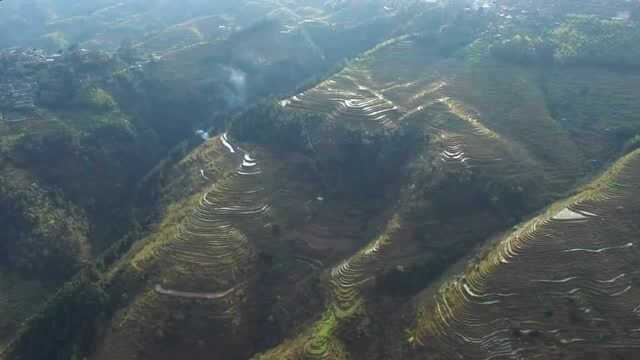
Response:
[0,46,147,123]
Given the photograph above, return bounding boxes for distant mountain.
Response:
[0,0,408,52]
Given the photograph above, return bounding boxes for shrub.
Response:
[551,15,640,67]
[623,134,640,154]
[7,266,109,360]
[77,86,117,111]
[229,100,322,153]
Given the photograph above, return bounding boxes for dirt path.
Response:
[154,284,237,300]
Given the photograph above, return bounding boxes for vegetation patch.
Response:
[4,266,109,360]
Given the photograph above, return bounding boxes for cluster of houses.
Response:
[0,48,53,122]
[0,81,36,113]
[0,47,118,122]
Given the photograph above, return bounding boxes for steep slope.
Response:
[4,2,640,360]
[411,148,640,359]
[0,14,395,355]
[87,109,412,359]
[92,135,263,360]
[0,166,89,350]
[0,272,48,353]
[90,131,364,360]
[282,34,590,207]
[249,19,640,357]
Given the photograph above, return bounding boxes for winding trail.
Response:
[154,284,238,300]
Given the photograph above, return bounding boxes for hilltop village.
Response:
[0,47,150,122]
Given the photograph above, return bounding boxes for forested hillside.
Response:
[2,1,640,359]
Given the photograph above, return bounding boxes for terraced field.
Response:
[283,35,586,202]
[91,119,406,359]
[4,3,640,358]
[412,149,640,359]
[251,31,640,360]
[255,215,405,360]
[282,37,440,130]
[156,134,267,296]
[427,97,546,196]
[449,63,587,192]
[93,134,275,360]
[87,29,640,360]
